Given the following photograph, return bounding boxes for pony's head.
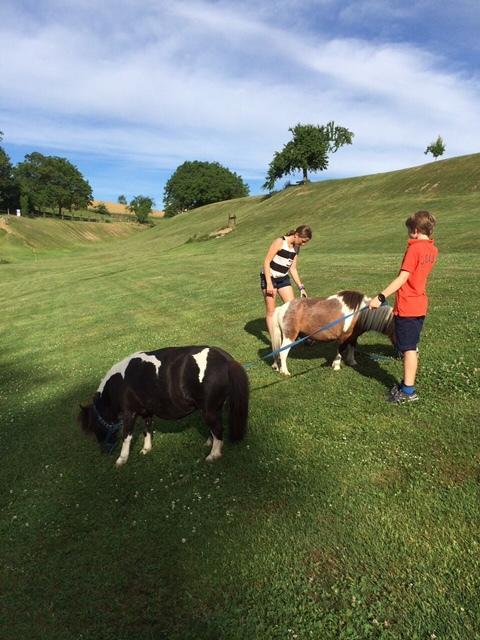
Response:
[78,402,120,453]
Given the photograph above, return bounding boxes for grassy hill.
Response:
[0,215,146,262]
[0,154,479,640]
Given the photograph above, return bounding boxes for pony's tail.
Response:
[271,306,283,354]
[227,361,249,442]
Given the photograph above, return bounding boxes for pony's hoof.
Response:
[280,370,291,377]
[115,457,127,467]
[271,362,279,371]
[140,448,151,456]
[205,452,222,462]
[204,437,213,448]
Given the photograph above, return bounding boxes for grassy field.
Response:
[1,154,479,639]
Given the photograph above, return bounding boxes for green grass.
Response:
[1,154,479,639]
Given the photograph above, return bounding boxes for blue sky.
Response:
[1,0,479,207]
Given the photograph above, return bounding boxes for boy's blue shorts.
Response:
[394,316,425,352]
[260,272,292,290]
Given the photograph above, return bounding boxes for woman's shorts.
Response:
[260,272,292,290]
[394,316,425,352]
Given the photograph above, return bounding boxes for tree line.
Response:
[0,126,446,222]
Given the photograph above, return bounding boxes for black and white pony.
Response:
[271,290,395,375]
[78,346,249,466]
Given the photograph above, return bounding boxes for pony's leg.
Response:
[115,412,136,467]
[343,342,357,366]
[140,416,153,455]
[203,409,224,462]
[331,349,342,371]
[333,341,357,370]
[279,337,294,376]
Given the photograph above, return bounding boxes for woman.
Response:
[261,225,312,342]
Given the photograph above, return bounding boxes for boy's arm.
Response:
[369,270,410,309]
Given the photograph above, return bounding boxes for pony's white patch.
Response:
[98,352,161,394]
[327,295,360,333]
[115,435,132,467]
[206,435,223,462]
[141,432,152,455]
[193,348,210,383]
[138,353,162,376]
[279,337,294,376]
[332,352,342,371]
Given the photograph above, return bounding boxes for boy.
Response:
[369,210,438,404]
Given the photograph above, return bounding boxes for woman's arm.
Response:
[289,256,307,296]
[289,255,302,288]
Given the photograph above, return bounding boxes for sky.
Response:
[1,0,479,207]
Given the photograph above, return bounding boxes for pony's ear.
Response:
[78,404,93,434]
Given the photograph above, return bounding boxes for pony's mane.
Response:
[338,290,365,311]
[357,305,394,335]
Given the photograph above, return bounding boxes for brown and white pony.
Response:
[79,346,249,466]
[271,290,394,375]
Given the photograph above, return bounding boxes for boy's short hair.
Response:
[405,210,437,237]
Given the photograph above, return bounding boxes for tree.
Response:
[0,131,19,211]
[117,194,127,205]
[15,152,92,215]
[163,161,249,217]
[128,195,154,223]
[93,202,111,216]
[263,122,354,191]
[424,136,445,160]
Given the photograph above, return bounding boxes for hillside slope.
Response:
[124,152,480,257]
[0,216,145,261]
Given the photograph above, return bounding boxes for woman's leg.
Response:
[277,285,295,303]
[263,289,278,341]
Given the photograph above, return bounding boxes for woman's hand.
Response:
[266,286,275,298]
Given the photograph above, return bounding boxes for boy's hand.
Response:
[300,288,308,298]
[369,296,382,309]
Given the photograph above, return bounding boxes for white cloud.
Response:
[1,0,479,198]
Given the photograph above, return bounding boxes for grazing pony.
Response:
[78,346,249,466]
[271,290,394,376]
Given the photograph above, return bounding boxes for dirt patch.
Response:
[369,467,408,490]
[209,227,233,238]
[439,461,479,486]
[0,217,13,234]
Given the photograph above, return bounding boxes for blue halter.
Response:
[92,402,123,454]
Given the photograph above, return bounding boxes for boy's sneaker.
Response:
[388,387,419,404]
[388,383,401,398]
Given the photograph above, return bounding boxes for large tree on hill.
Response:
[263,122,354,191]
[0,131,19,211]
[15,152,92,215]
[424,135,445,160]
[163,161,249,217]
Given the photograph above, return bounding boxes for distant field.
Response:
[90,199,165,217]
[0,154,479,640]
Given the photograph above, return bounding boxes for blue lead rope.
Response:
[243,305,370,370]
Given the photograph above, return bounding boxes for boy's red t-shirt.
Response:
[394,238,438,317]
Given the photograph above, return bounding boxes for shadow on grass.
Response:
[244,316,398,390]
[1,349,346,640]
